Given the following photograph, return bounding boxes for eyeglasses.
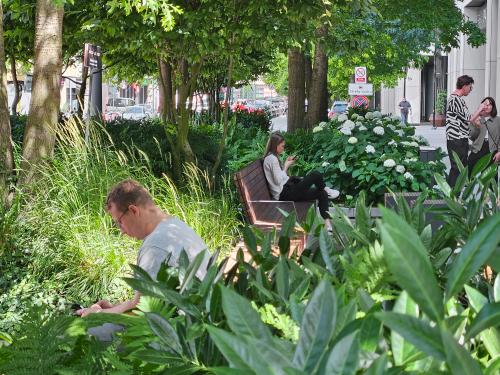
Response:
[114,207,129,228]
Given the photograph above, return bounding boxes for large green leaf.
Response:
[433,173,451,198]
[379,208,443,322]
[206,327,265,373]
[160,365,203,375]
[219,285,272,342]
[441,329,483,375]
[495,274,500,302]
[445,213,500,301]
[484,356,500,375]
[293,280,337,373]
[466,302,500,339]
[179,249,208,294]
[323,331,360,375]
[208,368,255,375]
[319,228,335,275]
[365,354,388,375]
[145,312,182,354]
[375,312,445,360]
[276,257,290,301]
[391,291,420,366]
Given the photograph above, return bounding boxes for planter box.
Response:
[428,113,445,127]
[384,192,446,232]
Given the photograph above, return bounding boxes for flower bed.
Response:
[306,111,446,204]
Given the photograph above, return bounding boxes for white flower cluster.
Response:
[373,126,385,136]
[365,145,376,154]
[351,114,358,120]
[313,121,327,133]
[322,161,330,167]
[395,129,405,137]
[391,115,401,121]
[396,165,405,173]
[337,114,348,122]
[348,137,358,144]
[388,140,396,146]
[373,111,382,118]
[403,157,418,163]
[359,125,367,131]
[387,124,396,131]
[340,120,356,135]
[365,112,374,120]
[383,159,396,168]
[404,172,414,180]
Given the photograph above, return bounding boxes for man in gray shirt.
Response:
[77,179,209,319]
[398,98,412,125]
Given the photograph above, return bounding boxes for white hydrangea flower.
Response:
[348,137,358,144]
[388,140,396,146]
[387,124,396,131]
[391,115,401,121]
[400,141,411,147]
[337,114,348,122]
[429,161,436,165]
[373,126,385,136]
[384,159,396,168]
[313,126,323,133]
[340,127,352,135]
[404,172,414,180]
[365,112,374,120]
[357,115,364,120]
[410,141,419,147]
[396,165,406,173]
[356,121,363,127]
[321,161,330,167]
[373,111,382,118]
[359,125,367,131]
[343,120,356,130]
[318,121,327,128]
[351,113,358,120]
[396,130,405,137]
[365,145,376,154]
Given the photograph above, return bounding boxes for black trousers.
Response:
[280,171,330,219]
[468,140,490,176]
[447,138,469,187]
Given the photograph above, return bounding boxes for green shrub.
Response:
[230,104,272,131]
[304,111,446,204]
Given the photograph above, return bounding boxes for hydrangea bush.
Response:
[307,112,446,204]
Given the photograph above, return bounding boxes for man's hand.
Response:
[76,304,103,317]
[94,300,114,309]
[493,151,500,163]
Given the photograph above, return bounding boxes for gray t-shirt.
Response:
[137,217,209,280]
[399,100,411,114]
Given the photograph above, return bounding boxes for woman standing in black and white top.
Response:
[445,75,485,187]
[262,133,337,228]
[469,97,500,172]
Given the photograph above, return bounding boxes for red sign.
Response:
[351,95,369,108]
[355,66,367,83]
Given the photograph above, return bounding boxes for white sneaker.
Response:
[324,187,339,199]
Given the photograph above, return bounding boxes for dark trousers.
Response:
[447,138,469,187]
[468,140,490,176]
[280,171,330,219]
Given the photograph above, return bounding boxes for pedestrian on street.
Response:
[398,98,412,125]
[469,97,500,175]
[445,75,484,187]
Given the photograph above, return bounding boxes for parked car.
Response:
[122,105,149,120]
[328,101,349,119]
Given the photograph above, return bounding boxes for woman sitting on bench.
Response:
[263,132,338,230]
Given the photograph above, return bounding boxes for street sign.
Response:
[351,95,369,108]
[348,83,373,96]
[355,66,367,83]
[83,43,102,69]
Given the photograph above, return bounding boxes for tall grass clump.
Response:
[16,118,241,307]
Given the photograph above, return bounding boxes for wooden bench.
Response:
[234,159,315,250]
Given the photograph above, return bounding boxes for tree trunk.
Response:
[77,65,88,117]
[287,48,305,132]
[20,0,64,185]
[304,33,328,130]
[0,1,14,204]
[158,58,174,123]
[10,56,21,115]
[211,54,234,178]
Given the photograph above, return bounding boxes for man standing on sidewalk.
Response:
[445,75,484,187]
[398,98,412,125]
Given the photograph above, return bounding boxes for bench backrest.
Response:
[234,159,272,223]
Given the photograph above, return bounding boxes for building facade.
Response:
[381,0,496,123]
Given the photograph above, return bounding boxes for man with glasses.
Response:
[77,179,209,339]
[445,75,485,187]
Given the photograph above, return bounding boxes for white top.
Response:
[484,117,490,139]
[263,153,289,200]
